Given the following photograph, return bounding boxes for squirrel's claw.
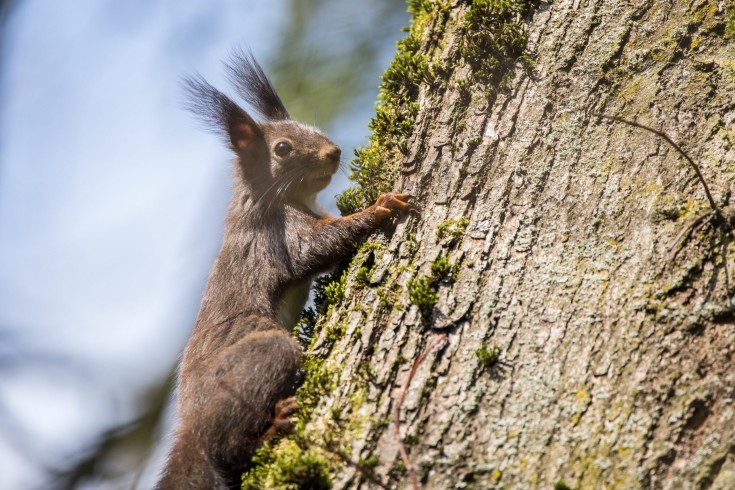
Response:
[274,397,299,418]
[374,192,415,219]
[263,397,299,440]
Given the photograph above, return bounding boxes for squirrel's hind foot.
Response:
[262,397,299,441]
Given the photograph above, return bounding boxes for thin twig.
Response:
[668,211,714,256]
[720,228,734,309]
[591,113,723,223]
[393,333,448,490]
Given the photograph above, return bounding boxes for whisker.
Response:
[263,168,308,214]
[246,160,336,218]
[259,166,303,196]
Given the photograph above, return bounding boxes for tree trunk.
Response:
[245,1,735,488]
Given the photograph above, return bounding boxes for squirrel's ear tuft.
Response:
[183,74,263,151]
[226,49,290,121]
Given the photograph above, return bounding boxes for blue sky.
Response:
[0,1,406,487]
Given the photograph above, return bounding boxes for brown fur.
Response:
[156,53,410,489]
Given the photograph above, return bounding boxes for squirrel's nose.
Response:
[325,145,341,162]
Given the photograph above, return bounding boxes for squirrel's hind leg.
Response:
[193,328,302,485]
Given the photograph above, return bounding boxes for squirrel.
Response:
[155,51,412,489]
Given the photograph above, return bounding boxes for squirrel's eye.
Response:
[274,141,292,157]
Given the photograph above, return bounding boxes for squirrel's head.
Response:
[184,50,341,205]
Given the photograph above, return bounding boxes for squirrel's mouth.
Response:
[313,173,332,184]
[308,168,334,190]
[304,160,338,189]
[313,166,335,180]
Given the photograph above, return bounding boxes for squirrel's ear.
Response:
[228,115,261,150]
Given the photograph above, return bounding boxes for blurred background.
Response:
[0,1,408,488]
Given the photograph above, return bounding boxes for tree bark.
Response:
[249,1,735,488]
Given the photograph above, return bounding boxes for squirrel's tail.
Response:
[155,428,230,490]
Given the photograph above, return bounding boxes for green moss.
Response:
[420,374,439,399]
[407,275,438,311]
[377,285,398,310]
[241,350,338,487]
[297,357,338,417]
[330,406,344,422]
[338,0,535,213]
[460,0,535,87]
[431,254,461,283]
[352,241,386,288]
[376,416,391,430]
[392,459,407,474]
[241,440,332,490]
[359,454,380,470]
[358,241,387,254]
[323,270,347,307]
[355,360,377,382]
[475,344,501,369]
[437,216,470,245]
[290,265,355,356]
[241,353,341,488]
[336,37,425,214]
[726,2,735,39]
[293,267,351,351]
[335,187,360,216]
[354,265,373,287]
[491,468,503,483]
[404,434,420,446]
[431,255,452,278]
[309,268,348,318]
[323,320,347,347]
[554,481,573,490]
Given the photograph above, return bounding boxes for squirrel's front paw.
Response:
[374,193,414,221]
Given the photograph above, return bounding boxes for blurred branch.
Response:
[0,327,174,489]
[47,371,174,490]
[0,0,15,27]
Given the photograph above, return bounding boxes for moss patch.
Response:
[475,343,501,369]
[245,269,344,489]
[431,255,452,278]
[725,2,735,39]
[323,271,347,307]
[437,216,470,245]
[460,0,536,88]
[407,275,439,312]
[293,308,318,350]
[241,440,332,490]
[352,241,385,288]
